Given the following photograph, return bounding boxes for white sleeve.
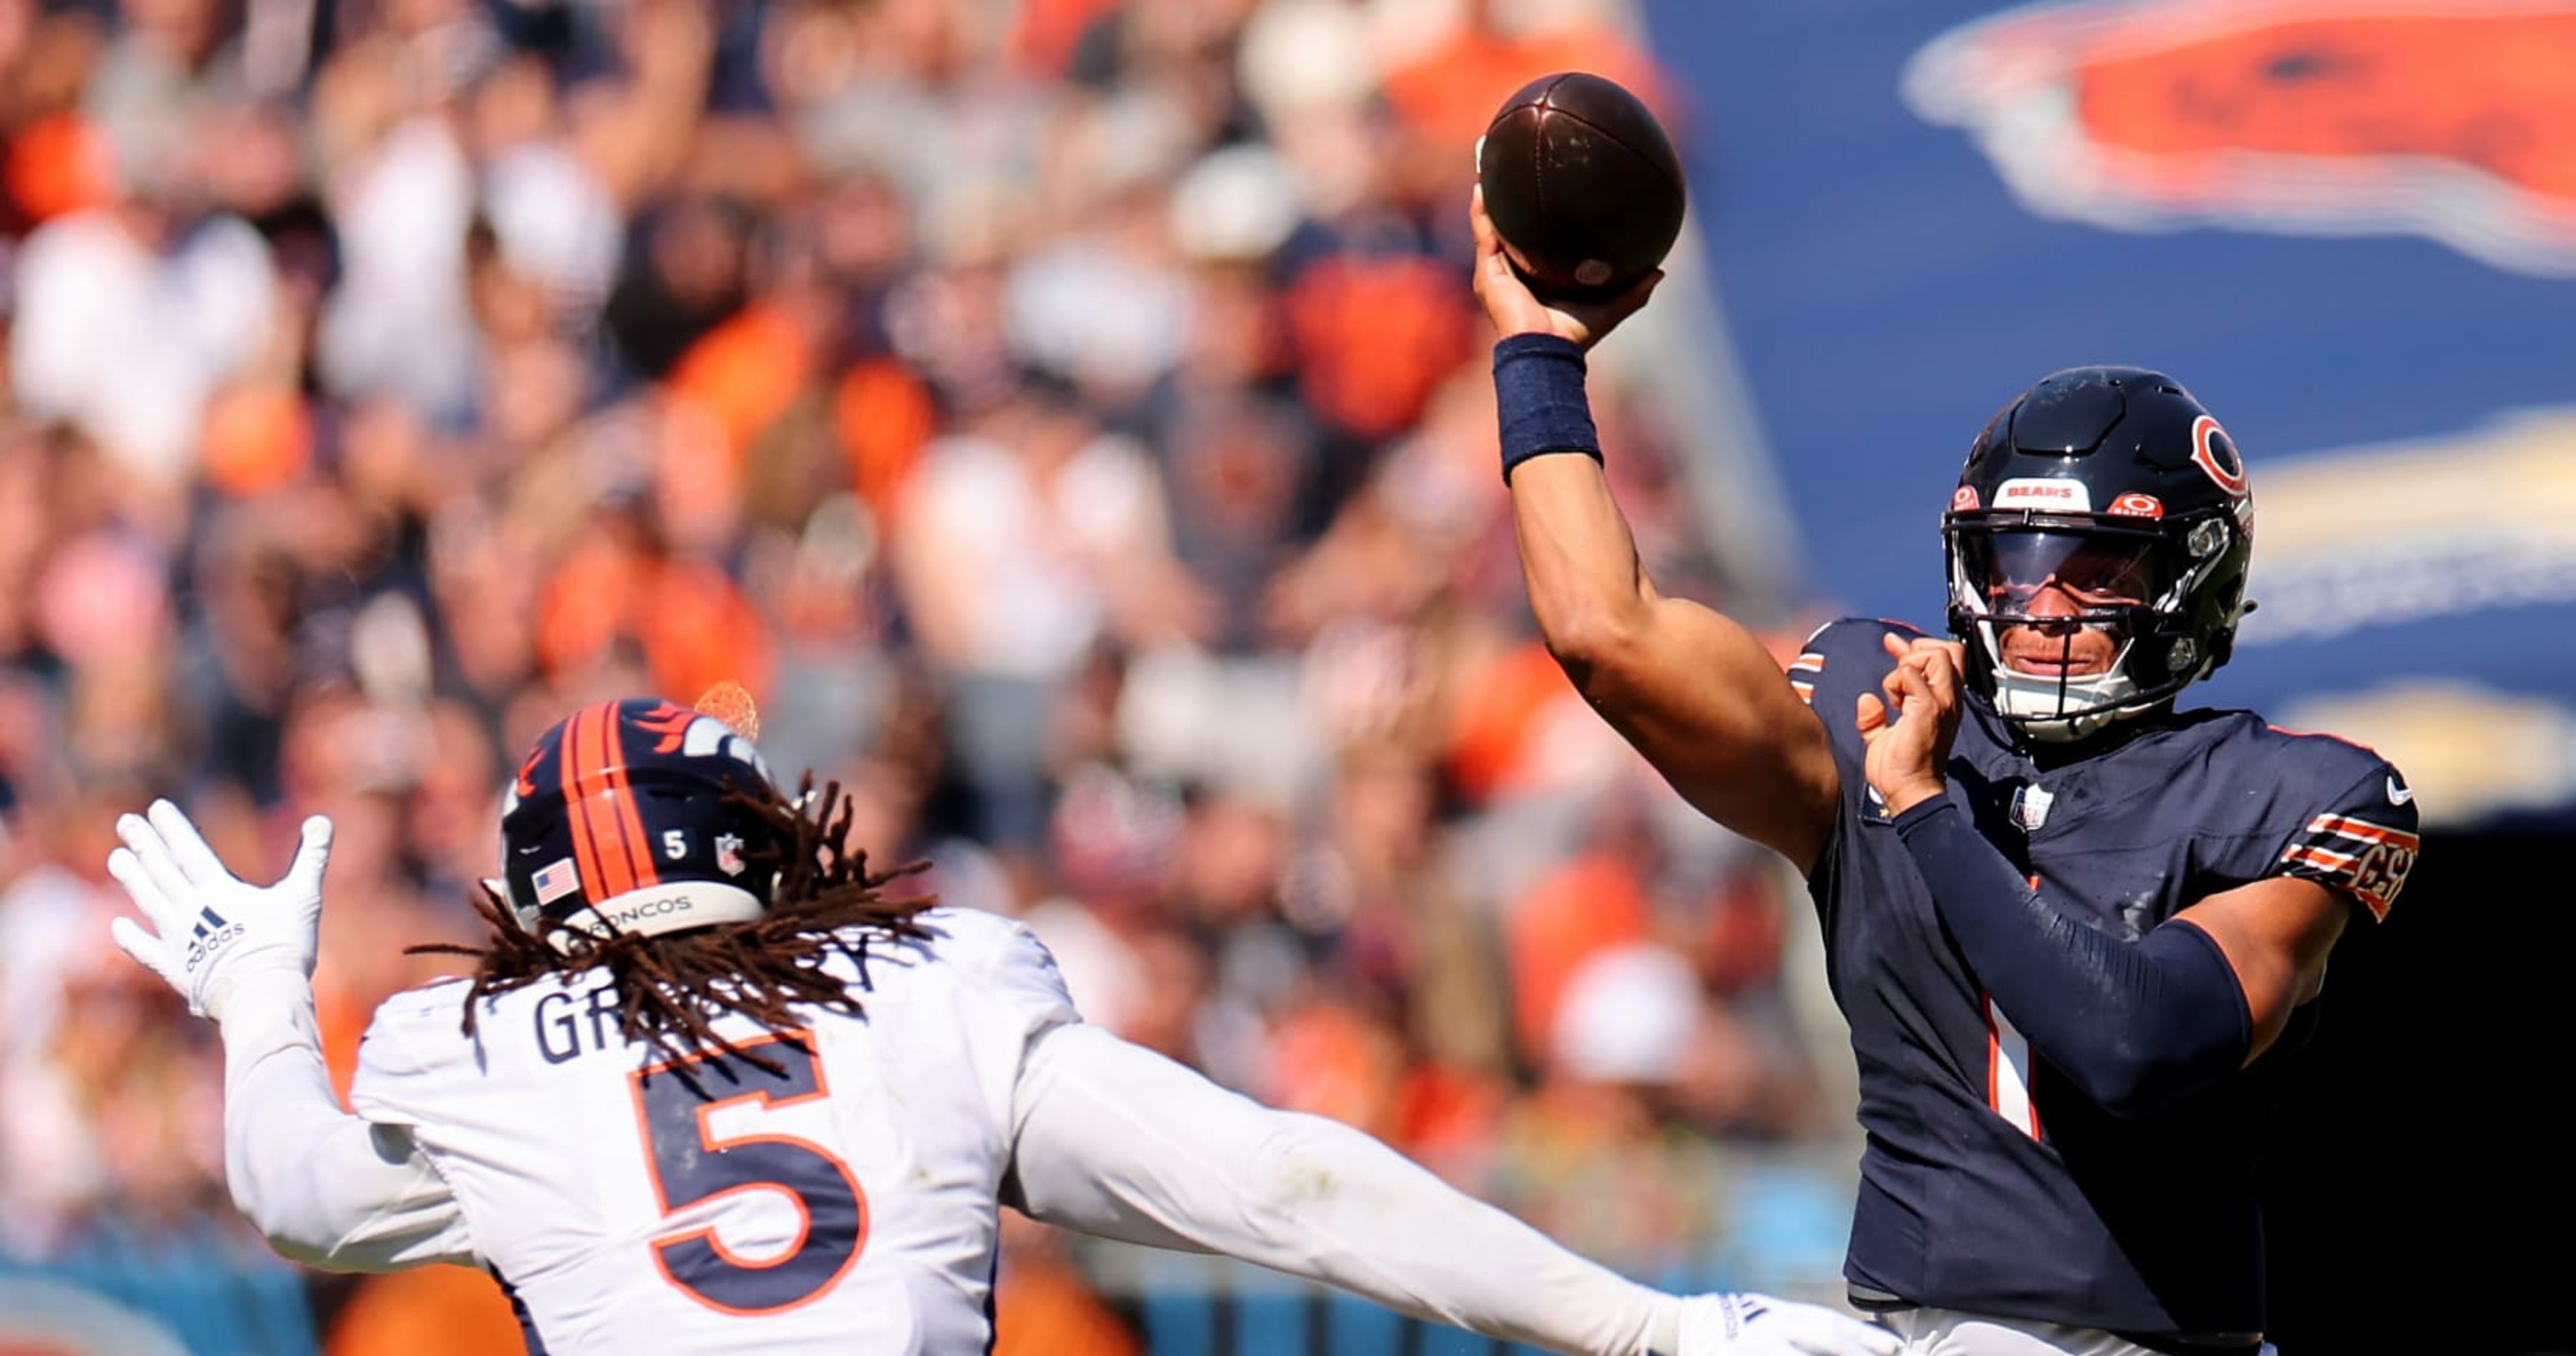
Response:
[218,980,478,1272]
[1003,1022,1678,1356]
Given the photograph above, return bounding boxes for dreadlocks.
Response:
[411,775,936,1075]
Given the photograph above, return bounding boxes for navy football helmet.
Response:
[1943,366,2256,742]
[498,698,784,949]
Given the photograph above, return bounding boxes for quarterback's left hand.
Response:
[108,800,334,1022]
[1674,1293,1900,1356]
[1857,632,1967,818]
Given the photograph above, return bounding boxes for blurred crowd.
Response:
[0,0,1849,1351]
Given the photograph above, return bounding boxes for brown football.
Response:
[1476,71,1687,302]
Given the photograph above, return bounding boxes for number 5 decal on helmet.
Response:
[629,1031,867,1315]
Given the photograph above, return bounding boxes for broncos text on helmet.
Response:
[1943,365,2256,742]
[498,698,784,950]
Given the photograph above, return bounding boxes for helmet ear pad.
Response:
[1944,366,2255,739]
[500,700,788,950]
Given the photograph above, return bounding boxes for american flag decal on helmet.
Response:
[532,857,583,906]
[2281,813,2419,921]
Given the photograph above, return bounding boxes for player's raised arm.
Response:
[106,801,475,1271]
[1470,189,1839,873]
[1003,1018,1896,1356]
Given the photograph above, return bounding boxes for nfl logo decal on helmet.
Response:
[499,698,784,949]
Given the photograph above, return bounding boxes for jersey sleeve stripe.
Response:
[2282,844,2356,872]
[2284,812,2417,923]
[2305,813,2421,852]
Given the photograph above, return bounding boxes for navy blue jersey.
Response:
[1787,618,2419,1341]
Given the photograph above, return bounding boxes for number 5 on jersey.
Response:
[629,1031,868,1314]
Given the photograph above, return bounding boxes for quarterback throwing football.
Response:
[1471,184,2415,1356]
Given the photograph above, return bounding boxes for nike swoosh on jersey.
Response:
[2387,776,2414,805]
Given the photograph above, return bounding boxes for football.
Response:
[1476,71,1687,302]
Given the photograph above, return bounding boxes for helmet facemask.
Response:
[1946,517,2234,742]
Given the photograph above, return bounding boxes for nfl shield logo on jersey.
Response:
[2010,784,2055,833]
[715,833,745,877]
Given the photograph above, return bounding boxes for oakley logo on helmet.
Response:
[1952,485,1981,511]
[2108,492,2164,519]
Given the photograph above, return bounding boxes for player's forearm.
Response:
[1891,799,2251,1117]
[218,980,470,1271]
[1009,1024,1676,1356]
[1497,336,1659,664]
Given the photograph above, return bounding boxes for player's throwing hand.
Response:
[107,800,334,1021]
[1675,1293,1899,1356]
[1469,184,1662,349]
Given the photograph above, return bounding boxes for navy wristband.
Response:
[1493,333,1601,483]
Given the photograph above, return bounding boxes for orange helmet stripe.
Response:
[563,703,628,900]
[606,716,660,892]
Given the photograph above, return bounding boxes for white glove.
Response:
[107,799,334,1021]
[1674,1293,1901,1356]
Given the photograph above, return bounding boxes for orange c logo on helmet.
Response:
[2190,415,2249,496]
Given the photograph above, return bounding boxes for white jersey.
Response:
[348,906,1076,1355]
[218,903,1716,1356]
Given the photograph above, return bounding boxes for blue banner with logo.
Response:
[1638,0,2576,828]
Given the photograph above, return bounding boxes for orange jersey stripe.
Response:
[2283,844,2357,873]
[2306,814,2422,852]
